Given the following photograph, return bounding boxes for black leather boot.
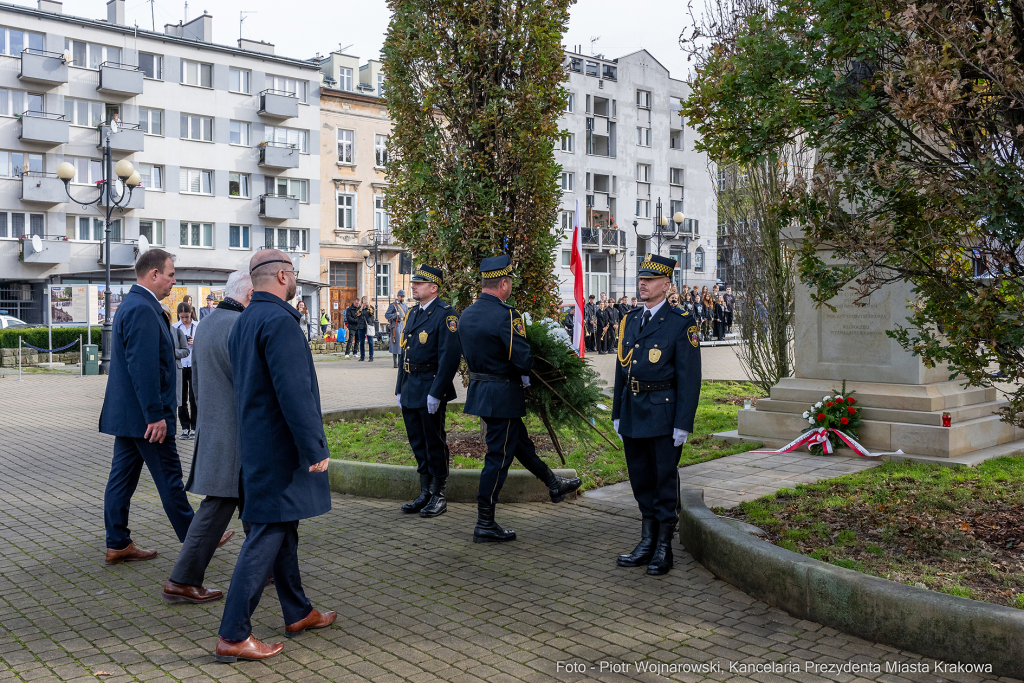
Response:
[543,468,582,503]
[473,504,516,543]
[616,519,659,567]
[646,525,676,575]
[401,474,431,514]
[419,477,447,518]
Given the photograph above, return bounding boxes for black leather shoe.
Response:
[419,477,447,518]
[617,519,659,567]
[646,525,676,575]
[473,504,516,543]
[544,469,582,503]
[401,474,431,513]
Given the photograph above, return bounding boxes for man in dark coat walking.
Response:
[100,249,194,565]
[214,249,336,663]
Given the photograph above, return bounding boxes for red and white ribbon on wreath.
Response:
[748,427,904,458]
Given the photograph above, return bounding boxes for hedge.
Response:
[0,327,102,350]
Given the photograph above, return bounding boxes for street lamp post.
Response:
[362,228,381,329]
[633,198,690,290]
[56,127,141,375]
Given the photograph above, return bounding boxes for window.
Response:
[374,134,389,166]
[0,151,42,177]
[137,163,163,190]
[330,262,357,286]
[337,193,355,229]
[694,247,705,273]
[374,194,389,236]
[0,89,42,117]
[64,39,120,68]
[376,263,391,297]
[558,134,574,152]
[62,98,107,126]
[561,250,571,266]
[602,64,617,80]
[69,216,118,242]
[1,28,43,56]
[229,172,250,198]
[230,120,250,146]
[738,169,749,187]
[267,75,307,103]
[636,90,651,109]
[377,74,385,95]
[139,219,163,246]
[180,114,213,141]
[265,227,308,251]
[337,129,354,163]
[685,218,700,236]
[636,164,651,182]
[670,199,684,217]
[670,130,683,150]
[138,108,163,135]
[560,172,574,191]
[273,178,308,202]
[139,53,162,79]
[229,68,251,94]
[338,68,353,91]
[180,168,213,195]
[585,61,599,77]
[670,168,685,185]
[718,168,727,191]
[561,211,573,232]
[565,93,575,113]
[181,59,213,87]
[64,156,101,184]
[0,211,44,239]
[264,126,308,153]
[229,224,250,249]
[637,127,651,146]
[180,222,213,248]
[636,199,650,218]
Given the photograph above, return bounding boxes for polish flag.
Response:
[570,199,585,358]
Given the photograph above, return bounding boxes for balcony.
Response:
[259,193,299,220]
[97,62,144,96]
[21,235,70,264]
[580,227,624,250]
[98,241,136,267]
[97,183,145,210]
[258,89,298,119]
[19,111,69,146]
[258,142,300,169]
[18,49,68,86]
[98,123,144,153]
[21,173,68,204]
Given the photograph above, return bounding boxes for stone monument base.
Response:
[718,377,1024,463]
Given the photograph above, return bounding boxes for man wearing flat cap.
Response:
[395,265,462,517]
[385,290,409,369]
[612,253,701,575]
[458,255,582,543]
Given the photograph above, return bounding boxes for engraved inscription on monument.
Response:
[818,288,892,366]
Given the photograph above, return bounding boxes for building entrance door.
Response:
[328,261,358,331]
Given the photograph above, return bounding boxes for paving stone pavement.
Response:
[0,373,1014,683]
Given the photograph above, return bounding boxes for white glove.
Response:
[673,428,688,447]
[427,395,440,414]
[396,394,402,408]
[521,375,531,387]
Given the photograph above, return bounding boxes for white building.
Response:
[0,0,322,324]
[555,49,717,304]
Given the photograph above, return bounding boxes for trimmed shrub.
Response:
[0,327,102,350]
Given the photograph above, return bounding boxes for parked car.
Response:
[0,315,30,329]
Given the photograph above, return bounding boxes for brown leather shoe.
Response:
[105,542,158,565]
[217,530,234,548]
[284,608,337,638]
[161,581,223,604]
[214,635,283,663]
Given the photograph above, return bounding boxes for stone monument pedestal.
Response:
[719,276,1024,462]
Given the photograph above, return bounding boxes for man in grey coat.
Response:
[161,271,254,604]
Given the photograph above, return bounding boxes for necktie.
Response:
[640,310,651,332]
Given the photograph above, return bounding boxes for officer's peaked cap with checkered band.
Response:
[636,254,677,278]
[479,254,513,278]
[411,265,444,286]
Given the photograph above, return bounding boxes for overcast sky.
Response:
[30,0,695,80]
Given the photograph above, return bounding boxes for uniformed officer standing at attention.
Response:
[395,265,463,518]
[613,254,701,575]
[459,255,582,543]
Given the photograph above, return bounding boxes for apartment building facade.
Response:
[0,0,321,324]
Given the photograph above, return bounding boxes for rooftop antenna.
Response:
[337,43,353,54]
[150,0,155,30]
[239,11,257,42]
[184,0,188,22]
[590,36,600,55]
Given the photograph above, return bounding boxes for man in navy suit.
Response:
[395,265,462,518]
[214,249,336,664]
[612,254,701,575]
[100,249,195,565]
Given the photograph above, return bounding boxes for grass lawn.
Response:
[325,380,765,492]
[717,457,1024,608]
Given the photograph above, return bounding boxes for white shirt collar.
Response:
[138,284,160,303]
[642,298,667,318]
[418,296,437,313]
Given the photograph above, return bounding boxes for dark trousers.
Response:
[714,320,726,340]
[402,403,449,478]
[356,330,373,359]
[585,327,596,352]
[345,328,356,355]
[169,496,250,587]
[178,367,197,430]
[725,310,733,332]
[622,434,683,526]
[219,521,312,641]
[104,436,194,549]
[477,417,551,506]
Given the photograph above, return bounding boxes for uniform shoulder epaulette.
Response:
[502,302,516,311]
[670,306,690,317]
[439,301,451,310]
[630,305,644,313]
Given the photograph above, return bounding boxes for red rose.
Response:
[826,402,833,408]
[817,413,825,422]
[847,406,855,415]
[848,397,857,404]
[835,397,844,403]
[840,417,849,425]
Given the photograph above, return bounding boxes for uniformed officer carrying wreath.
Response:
[612,253,701,575]
[459,255,582,543]
[395,265,463,518]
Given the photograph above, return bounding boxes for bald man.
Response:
[214,250,336,663]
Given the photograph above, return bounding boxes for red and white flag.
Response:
[570,199,585,358]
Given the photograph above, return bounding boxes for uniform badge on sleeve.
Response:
[688,325,700,348]
[446,315,458,332]
[513,317,526,337]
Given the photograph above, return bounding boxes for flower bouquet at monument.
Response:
[800,380,863,455]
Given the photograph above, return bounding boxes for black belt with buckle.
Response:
[468,372,515,382]
[404,361,438,373]
[629,379,675,394]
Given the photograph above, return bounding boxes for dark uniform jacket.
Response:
[459,292,533,419]
[229,291,331,523]
[596,307,612,339]
[99,284,177,438]
[612,303,702,438]
[395,298,462,409]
